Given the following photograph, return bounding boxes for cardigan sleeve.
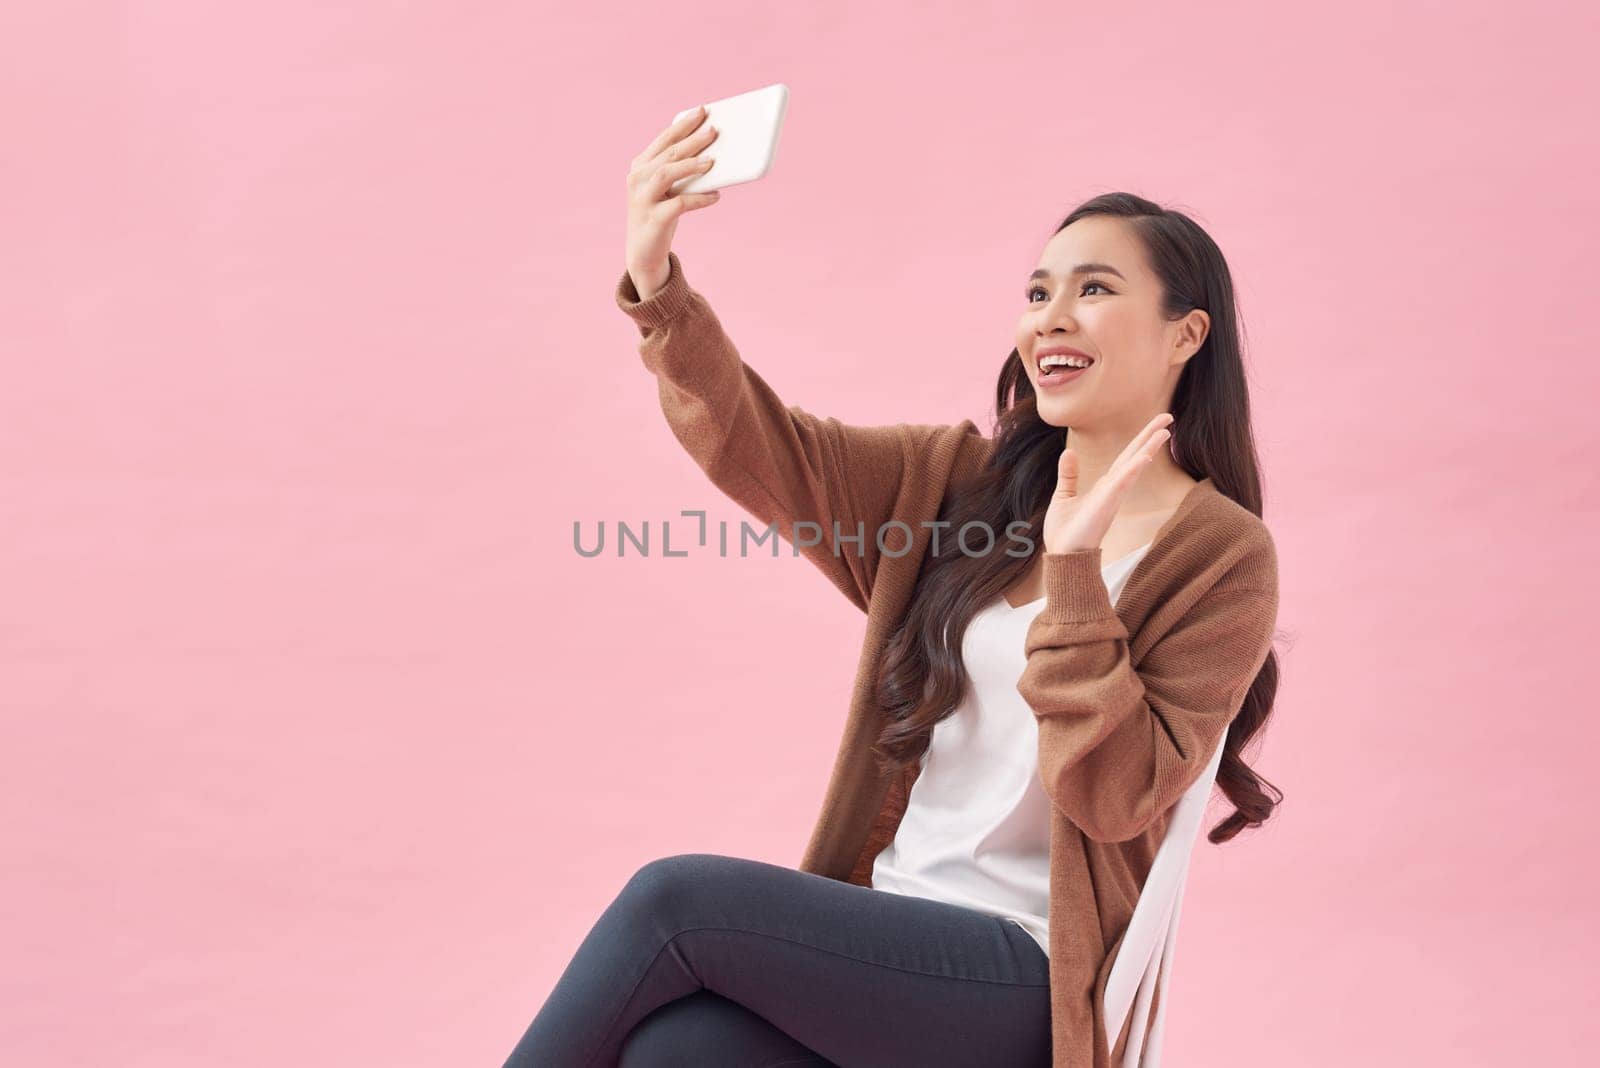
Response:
[615,251,921,613]
[1015,540,1279,843]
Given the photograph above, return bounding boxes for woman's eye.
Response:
[1027,281,1111,303]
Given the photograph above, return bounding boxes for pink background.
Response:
[4,2,1597,1065]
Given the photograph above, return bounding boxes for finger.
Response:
[636,124,717,189]
[651,157,718,201]
[1125,413,1173,462]
[657,185,723,216]
[1055,442,1078,498]
[1119,428,1170,488]
[1111,413,1175,471]
[639,106,709,164]
[675,190,722,213]
[663,120,719,167]
[660,154,716,185]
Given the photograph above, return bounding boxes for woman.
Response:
[503,107,1282,1068]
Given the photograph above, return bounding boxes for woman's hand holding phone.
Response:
[625,107,722,300]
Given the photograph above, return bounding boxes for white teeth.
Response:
[1041,354,1093,370]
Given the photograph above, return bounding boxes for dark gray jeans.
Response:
[500,852,1052,1067]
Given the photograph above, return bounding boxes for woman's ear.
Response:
[1173,308,1210,363]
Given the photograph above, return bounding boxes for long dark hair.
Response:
[870,192,1282,844]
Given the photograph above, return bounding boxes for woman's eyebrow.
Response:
[1028,263,1127,282]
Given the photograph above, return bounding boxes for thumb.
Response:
[1055,443,1078,498]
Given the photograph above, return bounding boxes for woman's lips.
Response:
[1038,364,1090,388]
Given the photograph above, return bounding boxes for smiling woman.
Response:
[879,192,1267,816]
[502,180,1282,1068]
[842,192,1283,1065]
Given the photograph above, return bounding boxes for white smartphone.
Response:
[667,83,789,197]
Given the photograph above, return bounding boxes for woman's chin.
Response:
[1035,398,1072,426]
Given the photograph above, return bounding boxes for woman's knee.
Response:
[617,853,743,919]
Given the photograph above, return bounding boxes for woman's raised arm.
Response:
[616,251,939,613]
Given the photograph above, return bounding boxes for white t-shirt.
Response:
[870,541,1154,957]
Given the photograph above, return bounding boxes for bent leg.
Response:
[618,990,836,1068]
[500,853,1051,1068]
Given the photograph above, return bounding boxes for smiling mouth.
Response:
[1040,360,1093,377]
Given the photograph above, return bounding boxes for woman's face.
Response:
[1015,215,1207,429]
